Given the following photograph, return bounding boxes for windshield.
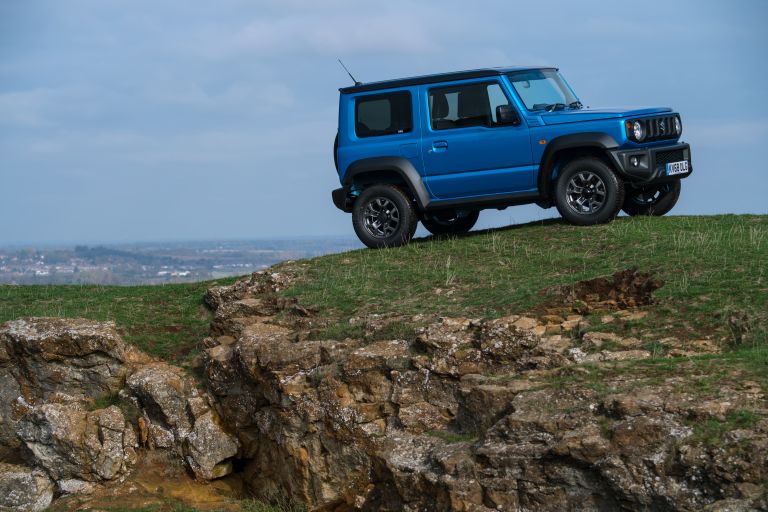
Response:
[507,69,580,111]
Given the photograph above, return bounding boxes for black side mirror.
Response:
[496,105,521,126]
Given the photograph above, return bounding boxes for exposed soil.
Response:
[544,267,664,311]
[51,452,246,511]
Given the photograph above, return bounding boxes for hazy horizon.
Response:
[0,234,361,249]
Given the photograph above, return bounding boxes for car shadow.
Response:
[411,217,566,245]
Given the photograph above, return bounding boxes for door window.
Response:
[428,82,512,130]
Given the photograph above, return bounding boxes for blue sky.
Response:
[1,0,766,244]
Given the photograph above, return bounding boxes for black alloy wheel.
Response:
[422,209,480,235]
[622,180,681,217]
[352,185,418,248]
[554,157,624,226]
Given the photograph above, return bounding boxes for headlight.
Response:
[632,121,645,141]
[674,116,682,135]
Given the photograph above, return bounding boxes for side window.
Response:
[355,91,412,138]
[429,82,512,130]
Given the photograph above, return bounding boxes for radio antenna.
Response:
[338,59,362,86]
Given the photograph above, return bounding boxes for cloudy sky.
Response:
[1,0,766,244]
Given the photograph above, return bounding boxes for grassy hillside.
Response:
[0,279,235,363]
[277,214,767,392]
[283,215,766,333]
[1,215,766,371]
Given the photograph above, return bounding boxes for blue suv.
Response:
[331,67,692,248]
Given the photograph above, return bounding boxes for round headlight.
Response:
[632,121,645,141]
[674,117,682,135]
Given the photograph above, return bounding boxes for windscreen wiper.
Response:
[568,100,583,109]
[546,103,566,112]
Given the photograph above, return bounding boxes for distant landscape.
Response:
[0,239,362,285]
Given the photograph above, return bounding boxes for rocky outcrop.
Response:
[0,318,145,450]
[126,363,239,480]
[203,272,768,511]
[0,462,54,512]
[0,317,239,504]
[2,270,766,511]
[204,271,293,312]
[16,400,136,485]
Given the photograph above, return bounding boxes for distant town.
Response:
[0,239,362,285]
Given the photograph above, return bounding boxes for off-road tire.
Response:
[554,157,624,226]
[352,185,418,249]
[622,180,681,217]
[422,210,480,235]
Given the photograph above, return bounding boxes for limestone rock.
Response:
[0,318,146,450]
[0,463,54,512]
[0,317,137,398]
[127,363,194,439]
[194,273,768,511]
[478,317,539,361]
[184,411,239,480]
[16,402,136,484]
[126,362,239,480]
[204,271,291,311]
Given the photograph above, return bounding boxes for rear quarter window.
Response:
[355,91,412,138]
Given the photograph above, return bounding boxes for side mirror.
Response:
[496,105,521,126]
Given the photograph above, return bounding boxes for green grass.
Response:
[279,215,767,343]
[89,391,121,411]
[51,496,304,512]
[689,409,760,446]
[308,321,365,341]
[424,430,478,444]
[0,278,236,364]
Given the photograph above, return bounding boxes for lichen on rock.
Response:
[16,401,136,484]
[0,316,241,507]
[0,462,54,512]
[200,272,768,511]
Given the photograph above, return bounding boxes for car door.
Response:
[420,79,535,200]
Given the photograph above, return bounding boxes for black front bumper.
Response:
[332,186,353,212]
[609,142,692,185]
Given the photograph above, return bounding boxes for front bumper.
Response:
[608,142,692,185]
[332,186,353,212]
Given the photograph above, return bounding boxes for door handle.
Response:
[431,140,448,152]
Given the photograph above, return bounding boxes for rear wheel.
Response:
[622,180,681,216]
[422,209,479,235]
[554,157,624,225]
[352,185,418,248]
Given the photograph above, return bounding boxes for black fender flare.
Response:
[538,132,619,198]
[344,156,431,209]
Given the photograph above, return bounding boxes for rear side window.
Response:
[355,91,412,138]
[429,82,511,130]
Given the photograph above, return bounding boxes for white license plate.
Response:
[666,160,689,175]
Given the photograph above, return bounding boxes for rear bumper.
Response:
[608,142,692,185]
[332,187,353,212]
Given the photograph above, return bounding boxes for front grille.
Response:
[642,116,678,142]
[655,149,685,167]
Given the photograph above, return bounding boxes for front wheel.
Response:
[352,185,418,249]
[554,157,624,226]
[622,180,681,217]
[422,209,479,235]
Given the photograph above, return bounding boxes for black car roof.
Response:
[339,66,557,94]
